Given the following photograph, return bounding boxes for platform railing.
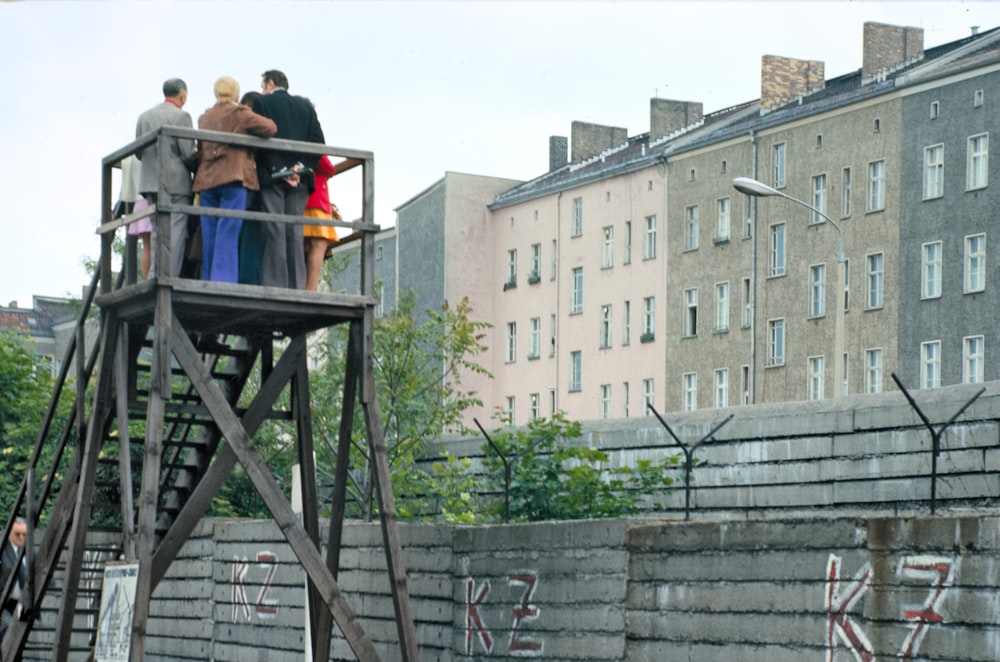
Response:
[96,126,379,300]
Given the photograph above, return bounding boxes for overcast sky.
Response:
[1,0,997,308]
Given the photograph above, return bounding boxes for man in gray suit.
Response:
[136,78,198,278]
[0,518,27,640]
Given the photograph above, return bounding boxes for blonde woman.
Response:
[192,76,276,283]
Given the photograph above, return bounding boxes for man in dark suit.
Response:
[252,70,326,289]
[136,78,199,278]
[0,518,27,639]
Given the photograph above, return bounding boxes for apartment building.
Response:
[334,22,1000,427]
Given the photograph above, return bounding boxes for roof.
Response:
[489,25,1000,210]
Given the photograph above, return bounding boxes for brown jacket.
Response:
[193,103,277,193]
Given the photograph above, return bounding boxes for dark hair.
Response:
[261,70,289,89]
[162,78,187,98]
[240,91,261,106]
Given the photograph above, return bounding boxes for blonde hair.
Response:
[213,76,240,104]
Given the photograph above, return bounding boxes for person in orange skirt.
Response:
[302,153,340,291]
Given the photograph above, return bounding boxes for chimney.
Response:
[650,99,703,141]
[549,136,568,172]
[6,301,16,309]
[571,121,627,162]
[862,21,924,79]
[760,55,825,112]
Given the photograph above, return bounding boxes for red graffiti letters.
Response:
[825,554,875,662]
[507,574,542,653]
[465,571,544,656]
[897,555,955,661]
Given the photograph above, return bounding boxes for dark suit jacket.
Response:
[0,541,25,606]
[252,89,325,188]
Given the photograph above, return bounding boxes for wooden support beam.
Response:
[169,320,380,660]
[52,313,121,659]
[292,347,323,648]
[363,394,420,662]
[116,327,137,559]
[150,334,306,588]
[315,320,362,661]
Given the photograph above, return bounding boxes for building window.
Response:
[683,289,697,337]
[683,373,698,412]
[930,100,940,118]
[642,378,655,413]
[601,226,614,268]
[600,384,612,420]
[644,215,657,259]
[868,160,886,212]
[843,258,851,311]
[769,223,786,277]
[689,168,696,182]
[716,196,731,242]
[642,296,655,341]
[740,365,750,405]
[505,249,517,288]
[920,340,941,389]
[967,133,989,190]
[505,322,516,363]
[921,241,942,299]
[865,348,883,394]
[965,233,986,293]
[715,281,730,333]
[816,134,824,148]
[714,368,728,409]
[529,393,540,420]
[570,267,583,314]
[530,243,542,282]
[964,336,985,384]
[873,117,881,132]
[773,142,786,188]
[571,197,583,236]
[811,174,827,224]
[600,305,613,348]
[767,318,785,367]
[866,253,884,309]
[923,144,944,199]
[549,390,557,416]
[549,314,556,357]
[504,396,515,423]
[809,264,826,318]
[685,206,699,251]
[808,356,825,401]
[550,239,558,280]
[529,317,541,359]
[741,277,752,328]
[974,89,984,107]
[622,300,631,346]
[376,244,384,261]
[841,167,852,218]
[743,196,753,239]
[622,382,630,418]
[569,351,582,392]
[623,221,632,265]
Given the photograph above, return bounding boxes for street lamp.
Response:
[733,176,847,398]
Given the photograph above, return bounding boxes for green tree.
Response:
[0,329,72,518]
[479,412,680,522]
[308,289,491,521]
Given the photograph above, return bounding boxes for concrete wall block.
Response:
[627,580,826,614]
[453,519,630,552]
[148,596,214,619]
[145,633,214,660]
[628,609,822,646]
[707,434,834,464]
[628,549,868,584]
[625,640,818,662]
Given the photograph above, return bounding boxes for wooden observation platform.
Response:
[0,128,418,660]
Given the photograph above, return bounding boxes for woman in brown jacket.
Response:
[193,76,277,282]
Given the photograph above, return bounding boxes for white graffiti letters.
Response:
[825,554,956,661]
[231,551,279,622]
[897,555,956,661]
[825,555,875,662]
[465,572,544,657]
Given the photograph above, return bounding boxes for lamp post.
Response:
[733,177,847,399]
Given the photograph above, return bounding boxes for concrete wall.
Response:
[26,515,1000,661]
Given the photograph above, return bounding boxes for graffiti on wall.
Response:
[826,553,956,662]
[465,571,543,656]
[231,551,279,622]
